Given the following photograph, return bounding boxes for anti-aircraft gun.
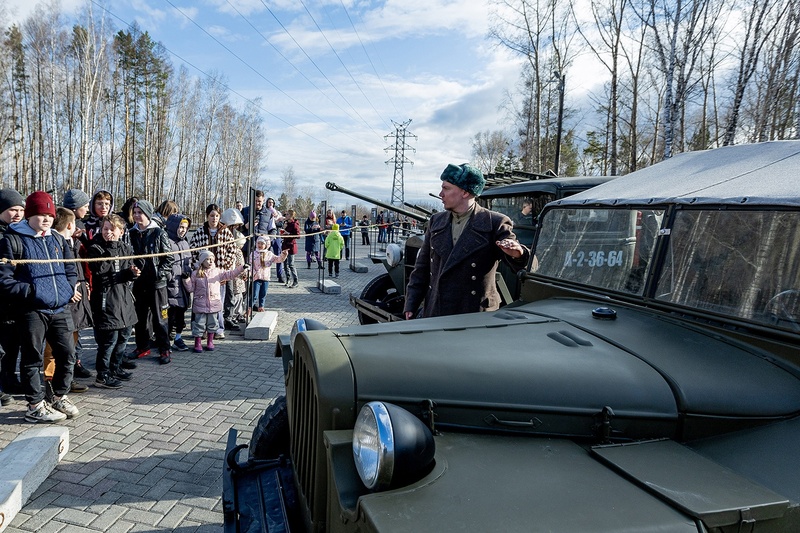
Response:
[325,181,428,324]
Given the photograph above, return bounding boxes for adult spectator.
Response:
[129,200,174,364]
[336,210,352,260]
[403,163,530,319]
[189,204,237,339]
[242,192,285,282]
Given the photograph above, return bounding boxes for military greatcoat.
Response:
[404,204,529,318]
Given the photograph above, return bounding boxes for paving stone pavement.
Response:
[0,245,392,532]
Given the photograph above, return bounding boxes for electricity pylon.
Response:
[385,119,416,207]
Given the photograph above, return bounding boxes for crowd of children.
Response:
[0,186,356,424]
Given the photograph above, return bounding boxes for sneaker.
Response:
[52,396,80,419]
[1,392,13,406]
[215,332,225,340]
[25,400,67,423]
[73,362,93,378]
[159,351,171,365]
[95,374,123,389]
[172,338,189,351]
[121,358,138,369]
[114,369,133,381]
[70,381,89,393]
[133,348,151,359]
[291,280,299,288]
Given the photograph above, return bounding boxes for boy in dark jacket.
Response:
[165,214,192,351]
[129,200,174,364]
[88,214,140,388]
[0,191,79,423]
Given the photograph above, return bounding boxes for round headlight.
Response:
[385,243,403,267]
[290,317,328,352]
[352,402,435,491]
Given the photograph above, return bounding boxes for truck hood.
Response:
[334,299,800,441]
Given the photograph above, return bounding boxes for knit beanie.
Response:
[440,163,486,197]
[135,200,155,221]
[25,191,57,219]
[331,223,340,231]
[256,235,270,248]
[0,188,25,214]
[198,249,215,266]
[309,211,316,219]
[62,189,91,210]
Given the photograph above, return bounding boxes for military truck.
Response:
[224,140,800,532]
[330,176,614,324]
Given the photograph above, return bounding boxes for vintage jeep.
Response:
[224,141,800,532]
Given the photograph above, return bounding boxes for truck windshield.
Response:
[534,207,800,332]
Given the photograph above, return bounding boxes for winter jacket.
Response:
[184,265,245,314]
[250,247,285,281]
[166,214,193,308]
[304,218,321,253]
[188,223,236,270]
[336,215,352,236]
[130,220,174,290]
[67,236,93,330]
[404,204,530,318]
[0,221,78,314]
[281,219,300,255]
[324,230,344,260]
[87,235,138,330]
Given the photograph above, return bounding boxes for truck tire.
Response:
[249,395,290,460]
[358,273,405,325]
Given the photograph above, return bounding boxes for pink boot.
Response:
[205,333,215,351]
[193,337,203,353]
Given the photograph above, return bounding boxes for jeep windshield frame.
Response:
[533,204,800,334]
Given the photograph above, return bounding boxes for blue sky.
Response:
[8,0,532,204]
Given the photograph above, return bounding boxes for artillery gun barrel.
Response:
[404,202,433,217]
[325,182,428,223]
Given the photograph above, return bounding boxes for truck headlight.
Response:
[352,401,435,491]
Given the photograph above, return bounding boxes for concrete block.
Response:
[0,426,69,533]
[319,279,341,294]
[350,262,369,273]
[244,311,278,340]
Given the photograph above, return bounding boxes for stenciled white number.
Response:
[565,250,624,268]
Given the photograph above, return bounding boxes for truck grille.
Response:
[289,349,319,517]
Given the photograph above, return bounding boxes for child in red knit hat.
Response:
[0,191,80,423]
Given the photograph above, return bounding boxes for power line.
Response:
[163,0,366,147]
[224,0,370,146]
[297,0,388,137]
[89,0,344,152]
[258,0,384,141]
[337,0,402,120]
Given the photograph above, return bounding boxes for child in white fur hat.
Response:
[250,235,288,312]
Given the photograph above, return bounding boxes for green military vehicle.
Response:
[224,141,800,532]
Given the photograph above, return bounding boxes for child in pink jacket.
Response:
[184,249,248,353]
[250,235,288,312]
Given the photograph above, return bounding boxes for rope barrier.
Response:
[0,222,411,266]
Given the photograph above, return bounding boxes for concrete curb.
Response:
[245,311,278,340]
[0,426,69,533]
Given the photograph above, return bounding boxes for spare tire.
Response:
[249,395,290,460]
